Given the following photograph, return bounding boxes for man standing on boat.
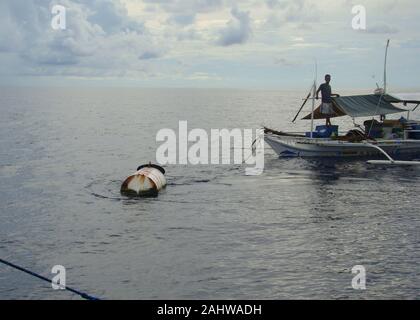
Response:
[316,74,340,126]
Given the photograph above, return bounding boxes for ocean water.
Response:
[0,87,419,300]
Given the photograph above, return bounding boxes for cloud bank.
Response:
[0,0,419,88]
[0,0,162,78]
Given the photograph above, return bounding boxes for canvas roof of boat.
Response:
[302,94,412,120]
[385,93,420,105]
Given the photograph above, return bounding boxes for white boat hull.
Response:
[265,134,420,158]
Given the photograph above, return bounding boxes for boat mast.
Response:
[310,61,318,138]
[384,39,390,94]
[310,81,316,138]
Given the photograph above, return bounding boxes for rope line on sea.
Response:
[0,258,100,300]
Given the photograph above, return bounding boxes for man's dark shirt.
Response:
[319,83,332,103]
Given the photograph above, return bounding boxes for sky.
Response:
[0,0,419,90]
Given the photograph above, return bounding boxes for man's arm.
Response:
[316,85,322,99]
[331,93,340,97]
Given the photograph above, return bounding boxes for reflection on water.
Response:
[0,88,419,300]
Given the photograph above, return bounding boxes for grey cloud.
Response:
[176,28,201,41]
[139,50,163,60]
[143,0,223,14]
[284,0,305,22]
[264,0,319,27]
[366,24,399,34]
[167,13,196,26]
[0,0,163,77]
[217,7,252,46]
[265,0,291,10]
[75,0,145,33]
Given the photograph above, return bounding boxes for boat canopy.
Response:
[385,93,420,105]
[303,94,408,120]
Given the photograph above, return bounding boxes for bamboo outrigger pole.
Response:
[366,142,420,166]
[292,90,311,123]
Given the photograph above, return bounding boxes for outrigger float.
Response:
[264,41,420,166]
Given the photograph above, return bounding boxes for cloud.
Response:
[266,0,306,21]
[265,0,287,10]
[176,28,201,41]
[142,0,223,14]
[80,0,145,33]
[1,0,420,88]
[167,13,196,26]
[0,0,162,77]
[273,57,301,67]
[366,23,399,34]
[186,72,222,80]
[263,0,319,28]
[216,7,252,46]
[139,49,163,60]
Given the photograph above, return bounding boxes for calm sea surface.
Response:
[0,87,419,299]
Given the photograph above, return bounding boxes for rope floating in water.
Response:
[0,258,100,300]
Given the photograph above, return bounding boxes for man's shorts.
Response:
[321,103,334,115]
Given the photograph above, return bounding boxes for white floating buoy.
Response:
[121,163,166,197]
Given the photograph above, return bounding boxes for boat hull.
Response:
[265,134,420,158]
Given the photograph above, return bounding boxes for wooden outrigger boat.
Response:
[265,93,420,164]
[264,41,420,165]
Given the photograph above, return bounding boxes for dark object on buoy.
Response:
[136,163,165,174]
[121,163,167,197]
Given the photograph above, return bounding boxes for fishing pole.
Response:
[0,258,100,300]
